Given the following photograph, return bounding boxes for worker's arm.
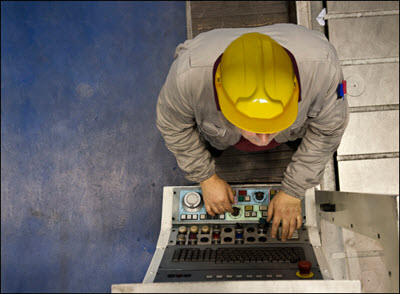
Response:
[156,59,234,215]
[270,53,349,241]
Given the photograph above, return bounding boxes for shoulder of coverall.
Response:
[173,23,337,73]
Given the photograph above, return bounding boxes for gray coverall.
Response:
[156,24,349,200]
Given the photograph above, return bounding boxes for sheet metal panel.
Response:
[328,16,399,60]
[327,1,399,14]
[112,280,361,293]
[337,111,399,155]
[343,63,399,107]
[338,158,399,194]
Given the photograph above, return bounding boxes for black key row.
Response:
[172,247,305,263]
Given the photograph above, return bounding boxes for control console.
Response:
[153,185,321,282]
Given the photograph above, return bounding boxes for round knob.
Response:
[178,226,187,234]
[177,234,186,244]
[255,191,264,201]
[182,192,203,212]
[190,225,199,234]
[201,225,210,234]
[231,207,240,217]
[212,233,220,240]
[298,261,312,275]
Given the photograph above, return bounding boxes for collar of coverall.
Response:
[212,47,302,111]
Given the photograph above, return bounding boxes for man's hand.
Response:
[267,191,302,241]
[200,174,234,216]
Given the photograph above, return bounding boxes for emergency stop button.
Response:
[296,260,314,278]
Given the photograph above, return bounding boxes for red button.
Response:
[298,260,312,275]
[189,233,197,239]
[212,233,220,240]
[238,190,247,195]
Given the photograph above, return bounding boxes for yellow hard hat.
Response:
[215,32,299,134]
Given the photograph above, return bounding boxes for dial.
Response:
[182,192,204,212]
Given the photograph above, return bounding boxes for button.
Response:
[186,215,192,220]
[256,275,263,278]
[190,226,198,233]
[181,215,186,220]
[266,274,273,278]
[259,205,268,211]
[219,214,225,220]
[238,196,245,202]
[201,225,210,234]
[276,274,283,278]
[236,275,243,278]
[226,275,233,279]
[251,211,257,217]
[206,275,213,279]
[192,215,198,220]
[245,196,251,202]
[239,190,247,195]
[178,226,187,234]
[298,260,312,275]
[216,275,223,279]
[200,214,206,220]
[245,211,251,217]
[246,274,253,278]
[245,206,253,211]
[262,211,268,217]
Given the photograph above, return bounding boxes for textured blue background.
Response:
[1,1,189,292]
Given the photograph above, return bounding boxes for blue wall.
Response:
[1,1,189,292]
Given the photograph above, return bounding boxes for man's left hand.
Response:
[267,191,302,241]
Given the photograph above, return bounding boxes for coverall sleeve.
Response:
[156,60,216,183]
[281,58,349,200]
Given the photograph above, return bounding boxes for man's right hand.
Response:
[200,174,235,216]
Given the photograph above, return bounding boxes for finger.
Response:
[281,219,289,241]
[222,200,234,213]
[271,216,281,239]
[227,187,235,204]
[288,218,297,239]
[206,205,214,216]
[212,206,223,215]
[296,214,302,230]
[267,201,274,222]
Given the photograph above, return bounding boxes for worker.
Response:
[156,24,349,241]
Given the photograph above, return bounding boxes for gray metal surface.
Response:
[328,16,399,60]
[342,63,399,107]
[314,190,399,293]
[112,280,361,293]
[327,1,399,14]
[326,1,399,199]
[338,158,399,194]
[337,110,399,155]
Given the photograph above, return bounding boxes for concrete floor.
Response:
[1,2,189,292]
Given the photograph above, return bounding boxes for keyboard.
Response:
[172,247,305,264]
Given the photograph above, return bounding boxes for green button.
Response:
[238,196,244,202]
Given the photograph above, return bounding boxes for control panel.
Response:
[151,185,320,282]
[174,186,281,223]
